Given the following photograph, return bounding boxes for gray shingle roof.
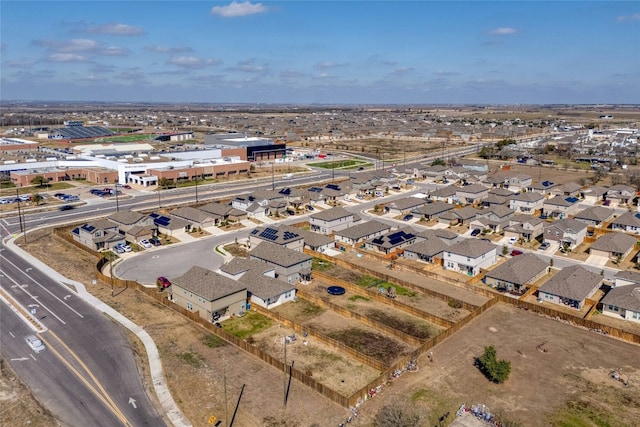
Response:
[219,258,273,276]
[108,210,146,225]
[539,265,602,301]
[590,233,638,254]
[309,206,353,222]
[294,228,335,249]
[404,238,449,257]
[240,271,296,301]
[574,206,615,222]
[615,270,640,284]
[612,211,640,228]
[171,206,215,223]
[172,266,246,301]
[445,239,496,258]
[250,224,303,245]
[198,202,232,217]
[249,241,311,267]
[386,197,426,211]
[457,184,488,194]
[485,253,548,286]
[511,192,544,202]
[601,285,640,312]
[412,201,453,216]
[334,220,391,240]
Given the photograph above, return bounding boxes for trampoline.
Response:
[327,286,346,296]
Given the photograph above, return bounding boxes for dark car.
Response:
[156,276,172,289]
[539,242,551,251]
[510,249,523,256]
[470,228,481,237]
[123,185,132,189]
[403,214,414,221]
[149,237,161,246]
[59,205,74,211]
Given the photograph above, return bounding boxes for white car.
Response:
[123,245,132,252]
[139,239,152,249]
[508,237,517,245]
[25,335,46,353]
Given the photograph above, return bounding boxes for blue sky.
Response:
[1,1,639,104]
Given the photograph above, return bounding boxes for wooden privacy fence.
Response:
[252,304,388,372]
[314,271,454,329]
[346,297,500,408]
[309,250,479,311]
[296,290,425,347]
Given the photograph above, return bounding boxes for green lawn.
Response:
[97,134,154,143]
[221,311,273,339]
[307,159,369,169]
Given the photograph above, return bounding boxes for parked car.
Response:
[306,205,314,211]
[139,239,152,249]
[539,242,551,251]
[286,209,296,216]
[25,335,46,353]
[508,237,517,245]
[123,244,132,252]
[403,214,414,221]
[156,276,172,289]
[511,249,523,256]
[470,228,481,237]
[149,237,161,246]
[123,185,132,189]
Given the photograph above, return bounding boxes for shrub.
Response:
[475,345,511,383]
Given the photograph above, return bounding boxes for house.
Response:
[458,159,489,172]
[509,192,545,215]
[503,214,545,242]
[442,239,497,276]
[421,164,450,181]
[384,197,426,216]
[482,188,515,207]
[428,185,458,204]
[309,206,358,235]
[455,184,489,205]
[364,228,417,254]
[589,233,638,261]
[218,258,296,309]
[542,196,581,219]
[528,180,558,195]
[248,225,304,251]
[484,253,549,294]
[334,220,392,246]
[605,184,636,207]
[249,241,312,283]
[573,206,615,227]
[170,266,247,322]
[601,285,640,323]
[581,185,608,204]
[614,270,640,288]
[232,190,283,217]
[611,211,640,234]
[412,201,454,221]
[294,228,335,254]
[107,210,155,233]
[448,206,482,225]
[469,205,514,233]
[149,212,191,236]
[543,218,588,250]
[198,202,247,224]
[504,173,533,192]
[403,233,450,263]
[550,182,583,198]
[537,265,602,310]
[170,206,217,229]
[71,219,125,251]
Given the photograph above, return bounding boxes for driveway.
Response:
[586,254,610,266]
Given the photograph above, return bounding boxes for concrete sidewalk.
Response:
[4,236,191,427]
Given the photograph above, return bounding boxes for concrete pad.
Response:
[586,254,609,266]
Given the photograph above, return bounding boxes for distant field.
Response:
[97,134,153,143]
[308,159,370,169]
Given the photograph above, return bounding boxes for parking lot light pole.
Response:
[114,181,119,212]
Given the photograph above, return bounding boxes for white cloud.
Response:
[145,45,193,54]
[390,67,413,76]
[47,53,89,62]
[87,23,144,36]
[100,46,130,56]
[34,38,98,53]
[231,58,268,73]
[167,56,222,69]
[211,1,267,18]
[490,27,518,35]
[617,13,640,22]
[314,61,347,70]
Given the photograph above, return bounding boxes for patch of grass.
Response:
[178,351,204,368]
[312,257,334,271]
[355,276,416,296]
[307,159,368,169]
[348,295,370,302]
[391,284,416,297]
[221,311,273,339]
[411,388,429,401]
[327,328,405,364]
[367,309,434,339]
[301,301,323,316]
[202,334,226,348]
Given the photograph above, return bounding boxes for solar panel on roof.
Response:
[251,229,259,235]
[82,224,96,232]
[309,187,323,193]
[326,184,340,190]
[565,197,579,203]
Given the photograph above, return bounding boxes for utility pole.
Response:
[15,188,24,234]
[271,162,275,191]
[195,175,199,203]
[114,180,119,212]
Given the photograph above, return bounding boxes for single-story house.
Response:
[455,184,489,205]
[412,201,454,221]
[601,285,640,323]
[334,220,392,246]
[428,185,459,204]
[550,182,583,198]
[170,206,217,229]
[293,228,335,254]
[364,228,417,254]
[469,205,515,233]
[248,225,304,251]
[528,180,558,195]
[573,206,615,227]
[589,232,638,261]
[484,253,549,293]
[611,211,640,234]
[605,184,636,207]
[149,212,191,236]
[581,185,608,204]
[614,270,640,288]
[384,197,427,216]
[542,196,581,219]
[107,210,155,233]
[537,265,602,310]
[403,236,449,264]
[170,266,247,322]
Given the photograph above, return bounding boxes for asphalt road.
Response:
[0,237,165,426]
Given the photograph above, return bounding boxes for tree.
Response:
[31,193,43,206]
[502,245,509,256]
[30,175,47,187]
[158,177,173,189]
[373,401,421,427]
[476,345,511,383]
[431,158,446,166]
